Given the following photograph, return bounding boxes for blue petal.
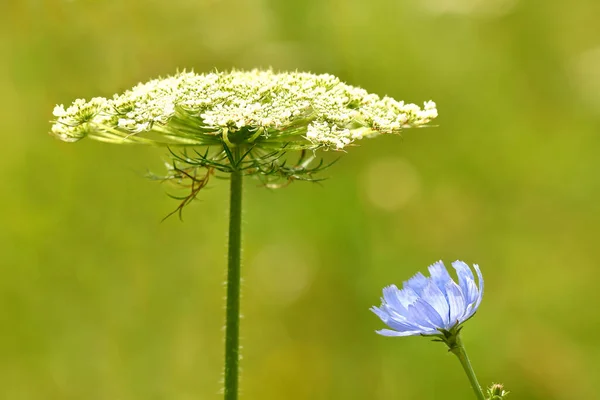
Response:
[374,287,426,332]
[383,317,423,333]
[419,281,450,327]
[370,305,390,322]
[408,298,445,329]
[380,292,433,331]
[375,329,427,337]
[373,304,423,332]
[381,285,422,321]
[428,261,452,295]
[452,261,478,305]
[381,285,407,315]
[445,281,466,327]
[473,263,484,309]
[396,287,420,308]
[462,303,475,320]
[403,272,428,296]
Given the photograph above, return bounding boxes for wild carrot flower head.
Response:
[50,70,437,150]
[50,70,437,216]
[371,261,483,337]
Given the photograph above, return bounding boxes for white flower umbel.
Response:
[51,70,437,150]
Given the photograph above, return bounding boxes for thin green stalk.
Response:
[449,334,486,400]
[224,168,243,400]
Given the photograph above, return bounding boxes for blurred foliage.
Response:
[2,0,600,399]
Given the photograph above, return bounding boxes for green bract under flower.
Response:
[51,70,437,150]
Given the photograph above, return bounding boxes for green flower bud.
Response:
[487,383,509,399]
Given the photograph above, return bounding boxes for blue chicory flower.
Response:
[371,260,483,337]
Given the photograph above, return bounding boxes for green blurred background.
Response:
[2,0,600,399]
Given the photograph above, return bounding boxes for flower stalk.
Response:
[224,151,243,400]
[447,333,486,400]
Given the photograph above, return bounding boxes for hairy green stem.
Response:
[224,168,243,400]
[449,334,486,400]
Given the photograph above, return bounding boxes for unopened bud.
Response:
[487,383,509,399]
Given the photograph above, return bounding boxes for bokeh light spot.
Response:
[570,46,600,113]
[250,242,317,305]
[360,157,421,212]
[421,0,518,17]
